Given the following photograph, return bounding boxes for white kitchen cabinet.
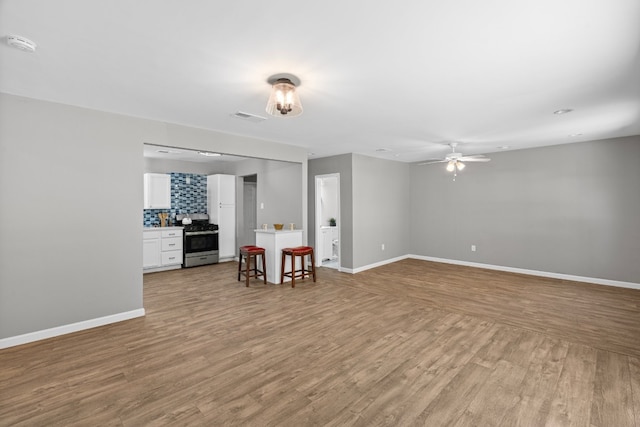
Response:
[208,174,236,261]
[160,229,183,268]
[143,227,183,272]
[143,230,162,268]
[143,173,171,209]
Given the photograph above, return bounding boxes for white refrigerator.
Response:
[207,174,236,261]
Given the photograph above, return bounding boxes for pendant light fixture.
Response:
[266,75,303,117]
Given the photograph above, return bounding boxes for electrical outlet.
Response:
[381,243,385,251]
[260,202,264,209]
[471,245,476,252]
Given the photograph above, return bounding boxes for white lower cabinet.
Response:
[143,232,162,268]
[161,250,182,266]
[143,228,183,272]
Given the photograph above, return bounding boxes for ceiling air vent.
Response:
[232,111,267,123]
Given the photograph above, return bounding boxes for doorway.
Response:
[241,174,257,247]
[315,174,340,270]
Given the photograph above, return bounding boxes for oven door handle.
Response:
[185,230,218,236]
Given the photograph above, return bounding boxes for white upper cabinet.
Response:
[144,173,171,209]
[208,174,236,206]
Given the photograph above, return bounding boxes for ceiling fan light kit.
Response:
[419,142,490,179]
[266,75,303,118]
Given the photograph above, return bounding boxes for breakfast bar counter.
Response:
[255,229,303,284]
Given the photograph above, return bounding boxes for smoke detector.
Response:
[7,35,37,52]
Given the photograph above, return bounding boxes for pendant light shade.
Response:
[266,77,303,117]
[446,161,455,172]
[446,160,466,172]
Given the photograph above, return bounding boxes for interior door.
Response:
[242,181,257,246]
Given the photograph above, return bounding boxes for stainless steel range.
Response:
[176,213,219,267]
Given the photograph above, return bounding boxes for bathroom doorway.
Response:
[315,174,340,270]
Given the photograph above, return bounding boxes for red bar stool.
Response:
[280,246,316,288]
[238,245,266,287]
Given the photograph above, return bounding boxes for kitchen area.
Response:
[142,144,304,275]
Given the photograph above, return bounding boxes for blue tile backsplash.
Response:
[143,173,208,227]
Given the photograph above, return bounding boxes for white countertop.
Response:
[144,226,184,231]
[255,229,302,234]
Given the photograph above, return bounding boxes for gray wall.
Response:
[0,93,308,341]
[409,136,640,283]
[232,158,303,238]
[352,154,411,268]
[308,154,353,268]
[0,94,145,338]
[308,153,411,270]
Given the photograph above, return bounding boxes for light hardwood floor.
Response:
[1,259,639,426]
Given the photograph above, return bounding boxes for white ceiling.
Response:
[1,0,639,162]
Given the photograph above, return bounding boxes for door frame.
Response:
[315,173,340,271]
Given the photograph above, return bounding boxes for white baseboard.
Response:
[341,255,410,274]
[0,308,145,350]
[143,264,181,274]
[409,255,640,290]
[339,254,639,290]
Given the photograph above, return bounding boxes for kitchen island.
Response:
[255,229,303,284]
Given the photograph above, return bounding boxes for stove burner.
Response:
[176,213,218,233]
[183,221,218,233]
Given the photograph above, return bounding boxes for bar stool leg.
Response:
[310,248,316,282]
[253,254,259,278]
[299,254,306,280]
[261,253,267,284]
[280,250,286,284]
[291,254,297,288]
[244,253,251,287]
[237,251,243,282]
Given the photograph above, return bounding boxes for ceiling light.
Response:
[6,35,37,52]
[446,161,455,172]
[456,161,465,171]
[266,76,303,117]
[553,109,573,115]
[198,151,221,157]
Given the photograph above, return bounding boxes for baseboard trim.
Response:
[409,255,640,290]
[340,254,639,290]
[341,255,410,274]
[0,308,145,350]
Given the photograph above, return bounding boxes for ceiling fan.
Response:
[418,143,490,178]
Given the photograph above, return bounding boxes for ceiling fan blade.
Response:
[417,159,447,165]
[459,156,491,162]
